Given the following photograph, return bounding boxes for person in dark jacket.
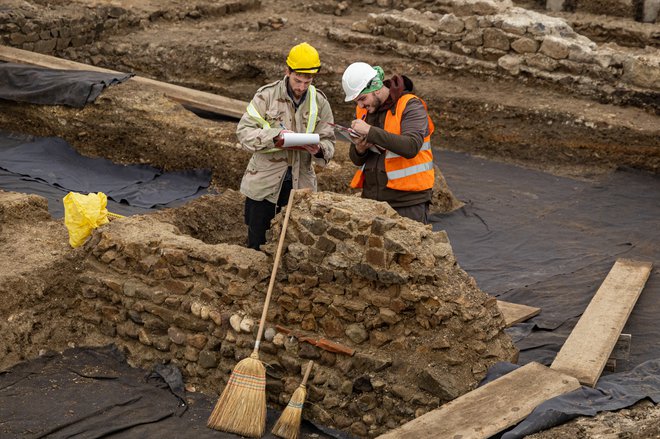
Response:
[342,62,435,224]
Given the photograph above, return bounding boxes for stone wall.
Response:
[546,0,660,23]
[331,2,659,108]
[0,0,261,56]
[378,0,659,22]
[75,190,517,437]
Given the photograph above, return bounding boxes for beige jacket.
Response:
[237,77,335,203]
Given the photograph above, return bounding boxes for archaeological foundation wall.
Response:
[329,1,659,110]
[0,0,260,58]
[545,0,660,23]
[70,190,517,437]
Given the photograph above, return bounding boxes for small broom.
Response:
[207,189,298,437]
[272,360,314,439]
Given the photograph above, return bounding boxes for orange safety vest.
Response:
[350,93,435,191]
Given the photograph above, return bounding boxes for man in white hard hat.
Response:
[237,43,335,250]
[342,62,435,224]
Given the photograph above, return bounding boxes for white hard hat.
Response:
[342,62,378,102]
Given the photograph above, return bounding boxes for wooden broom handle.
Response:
[301,360,314,387]
[253,189,296,354]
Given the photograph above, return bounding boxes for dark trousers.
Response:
[244,174,293,250]
[393,202,430,224]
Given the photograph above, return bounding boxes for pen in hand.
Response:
[350,113,370,137]
[274,122,289,148]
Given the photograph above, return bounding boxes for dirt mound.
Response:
[0,191,98,370]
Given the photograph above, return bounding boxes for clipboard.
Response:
[328,122,362,144]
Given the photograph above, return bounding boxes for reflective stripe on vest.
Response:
[386,160,434,180]
[306,86,318,133]
[247,85,318,153]
[385,141,431,158]
[247,102,271,129]
[350,94,435,191]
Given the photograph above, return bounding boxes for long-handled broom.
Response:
[272,360,314,439]
[207,189,298,437]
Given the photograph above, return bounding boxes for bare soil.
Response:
[1,0,659,437]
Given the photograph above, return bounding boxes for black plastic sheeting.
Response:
[0,62,133,107]
[431,150,660,437]
[0,345,350,439]
[0,131,211,217]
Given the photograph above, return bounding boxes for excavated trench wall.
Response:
[73,190,517,437]
[0,80,465,213]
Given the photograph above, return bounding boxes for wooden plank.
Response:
[551,259,652,387]
[497,300,541,327]
[0,45,247,119]
[377,362,581,439]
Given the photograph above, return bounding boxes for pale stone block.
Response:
[546,0,564,12]
[643,0,660,22]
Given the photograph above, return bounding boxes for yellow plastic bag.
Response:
[63,192,111,248]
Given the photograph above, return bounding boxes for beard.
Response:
[367,94,382,113]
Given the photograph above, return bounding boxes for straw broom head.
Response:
[207,352,266,438]
[272,360,314,439]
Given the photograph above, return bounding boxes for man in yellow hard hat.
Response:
[237,42,335,250]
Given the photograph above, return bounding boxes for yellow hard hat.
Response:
[286,42,321,74]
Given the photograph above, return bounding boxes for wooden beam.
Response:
[377,362,581,439]
[551,259,652,387]
[497,300,541,327]
[0,45,247,119]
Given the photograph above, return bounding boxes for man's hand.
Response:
[273,129,293,148]
[350,119,371,137]
[301,144,321,155]
[355,136,372,155]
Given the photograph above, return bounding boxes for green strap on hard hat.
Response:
[360,66,385,95]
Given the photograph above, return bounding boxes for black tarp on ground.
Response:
[0,345,349,439]
[430,150,660,437]
[0,62,133,107]
[0,131,211,217]
[431,150,659,367]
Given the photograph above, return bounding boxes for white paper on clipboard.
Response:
[282,133,320,147]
